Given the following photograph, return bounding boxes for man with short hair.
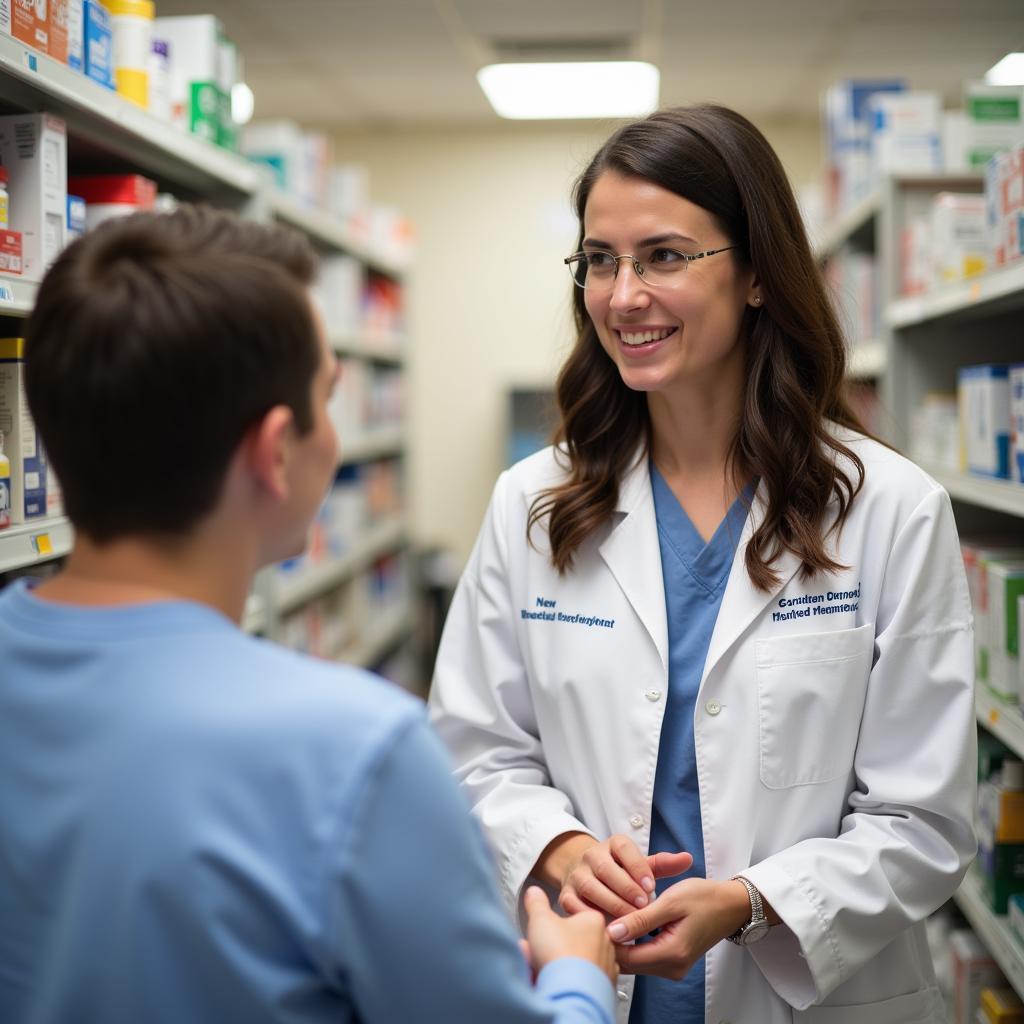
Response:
[0,206,616,1024]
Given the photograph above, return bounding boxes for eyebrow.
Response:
[582,232,700,249]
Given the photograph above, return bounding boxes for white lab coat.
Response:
[429,429,976,1024]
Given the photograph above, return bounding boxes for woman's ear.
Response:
[243,405,296,501]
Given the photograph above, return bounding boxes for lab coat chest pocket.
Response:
[755,623,874,789]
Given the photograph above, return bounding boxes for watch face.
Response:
[739,919,771,946]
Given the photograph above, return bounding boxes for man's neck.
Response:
[33,531,255,625]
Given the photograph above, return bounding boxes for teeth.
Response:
[620,328,674,346]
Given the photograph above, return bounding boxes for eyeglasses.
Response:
[564,245,737,290]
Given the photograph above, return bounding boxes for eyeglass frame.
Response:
[564,244,738,289]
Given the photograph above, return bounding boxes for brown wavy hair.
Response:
[529,105,868,591]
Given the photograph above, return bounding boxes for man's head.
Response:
[25,205,335,555]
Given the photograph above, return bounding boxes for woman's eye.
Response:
[586,252,615,267]
[650,247,685,264]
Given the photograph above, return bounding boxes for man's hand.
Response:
[522,885,618,985]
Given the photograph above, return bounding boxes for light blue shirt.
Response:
[0,579,613,1024]
[629,467,750,1024]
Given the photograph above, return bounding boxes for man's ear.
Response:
[243,405,296,501]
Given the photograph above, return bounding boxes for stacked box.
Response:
[961,542,1024,685]
[952,929,1005,1024]
[12,0,48,54]
[869,91,942,175]
[154,15,225,145]
[823,78,905,213]
[66,0,83,72]
[984,561,1024,700]
[0,114,67,282]
[931,192,988,285]
[985,147,1024,267]
[960,365,1011,479]
[981,986,1024,1023]
[0,338,45,523]
[242,120,307,198]
[967,82,1024,169]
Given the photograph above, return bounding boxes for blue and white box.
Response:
[1011,364,1024,484]
[66,0,84,73]
[66,194,86,239]
[84,0,114,91]
[960,364,1012,479]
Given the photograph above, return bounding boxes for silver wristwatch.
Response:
[726,875,770,946]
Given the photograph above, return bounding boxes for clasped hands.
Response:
[545,833,753,982]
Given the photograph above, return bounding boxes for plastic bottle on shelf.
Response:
[108,0,154,110]
[0,166,9,230]
[0,431,11,530]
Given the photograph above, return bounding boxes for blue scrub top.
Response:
[629,465,751,1024]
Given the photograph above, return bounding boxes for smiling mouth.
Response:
[616,327,678,347]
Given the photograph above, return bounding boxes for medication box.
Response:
[0,338,45,522]
[66,0,83,72]
[1011,365,1024,483]
[967,82,1024,169]
[982,986,1024,1024]
[0,114,67,282]
[0,229,23,274]
[960,365,1011,479]
[983,560,1024,700]
[869,91,942,175]
[47,0,69,64]
[84,0,114,90]
[12,0,48,55]
[154,14,225,144]
[931,192,988,285]
[952,929,1005,1024]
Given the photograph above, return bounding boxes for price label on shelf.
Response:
[0,285,12,302]
[989,707,1001,727]
[31,533,52,556]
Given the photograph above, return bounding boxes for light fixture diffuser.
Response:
[985,53,1024,86]
[477,61,660,120]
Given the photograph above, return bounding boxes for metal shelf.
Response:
[813,184,881,259]
[268,191,407,278]
[0,275,38,317]
[0,34,258,197]
[335,600,415,669]
[273,516,406,615]
[0,516,72,572]
[920,464,1024,519]
[977,686,1024,761]
[340,428,404,466]
[953,863,1024,1003]
[888,261,1024,329]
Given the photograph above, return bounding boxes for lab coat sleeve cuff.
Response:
[502,812,597,925]
[738,860,838,1010]
[536,959,616,1023]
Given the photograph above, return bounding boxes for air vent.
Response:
[489,36,633,62]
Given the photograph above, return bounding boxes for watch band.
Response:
[726,875,766,944]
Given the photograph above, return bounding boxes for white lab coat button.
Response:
[645,689,662,702]
[706,699,722,716]
[629,814,644,828]
[617,990,629,1001]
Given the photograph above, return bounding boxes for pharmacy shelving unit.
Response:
[818,174,1024,998]
[0,36,416,681]
[813,172,985,432]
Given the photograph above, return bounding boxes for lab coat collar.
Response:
[599,451,803,680]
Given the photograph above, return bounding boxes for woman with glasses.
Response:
[429,105,975,1024]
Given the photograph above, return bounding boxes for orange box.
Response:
[12,0,49,54]
[0,231,23,276]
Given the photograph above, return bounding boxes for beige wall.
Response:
[333,116,822,565]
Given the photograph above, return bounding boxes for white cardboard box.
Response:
[0,114,67,282]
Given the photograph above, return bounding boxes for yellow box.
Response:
[982,986,1024,1023]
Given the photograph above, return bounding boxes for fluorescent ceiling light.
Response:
[985,53,1024,86]
[477,61,660,120]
